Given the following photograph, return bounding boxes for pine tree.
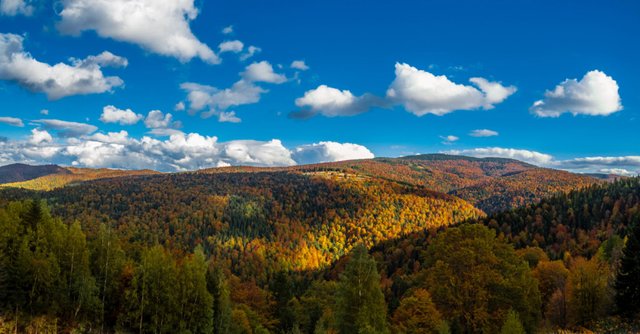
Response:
[616,221,640,316]
[335,244,389,334]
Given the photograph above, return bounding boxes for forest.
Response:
[0,170,639,333]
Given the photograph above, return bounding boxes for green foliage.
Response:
[499,309,526,334]
[615,221,640,317]
[421,224,541,333]
[207,265,232,334]
[335,244,389,334]
[392,288,444,334]
[566,257,613,325]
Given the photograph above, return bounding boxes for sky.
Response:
[0,0,639,174]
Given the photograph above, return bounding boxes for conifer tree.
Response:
[616,221,640,316]
[335,244,389,334]
[499,309,526,334]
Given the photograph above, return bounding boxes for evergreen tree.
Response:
[207,264,232,334]
[616,221,640,316]
[499,309,526,334]
[335,244,389,334]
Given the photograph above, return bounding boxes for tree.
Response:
[207,264,231,334]
[392,288,444,334]
[119,245,179,333]
[335,244,389,334]
[615,222,640,316]
[422,224,541,333]
[499,309,525,334]
[532,260,569,306]
[177,246,213,333]
[566,257,613,325]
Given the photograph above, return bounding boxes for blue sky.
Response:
[0,0,639,173]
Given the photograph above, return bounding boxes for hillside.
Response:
[0,170,482,278]
[199,154,600,213]
[0,163,70,183]
[0,165,160,190]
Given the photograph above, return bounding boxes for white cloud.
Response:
[174,101,186,111]
[597,168,637,176]
[386,63,516,116]
[293,141,374,164]
[531,70,622,117]
[100,105,143,125]
[144,110,181,133]
[216,111,241,123]
[444,147,554,165]
[33,119,98,137]
[1,129,376,172]
[28,129,53,145]
[241,61,286,84]
[57,0,219,64]
[293,85,382,118]
[557,156,640,169]
[440,135,459,144]
[1,0,32,16]
[0,116,24,127]
[240,45,261,61]
[469,129,499,137]
[222,25,233,35]
[0,33,126,100]
[40,109,49,115]
[291,60,309,71]
[218,40,244,53]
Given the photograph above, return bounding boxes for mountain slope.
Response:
[0,165,160,190]
[0,163,70,183]
[277,154,600,213]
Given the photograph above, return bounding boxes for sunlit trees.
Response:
[566,257,613,325]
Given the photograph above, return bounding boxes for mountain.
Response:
[0,163,70,184]
[0,164,160,190]
[227,154,599,213]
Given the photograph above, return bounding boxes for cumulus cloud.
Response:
[0,33,126,100]
[292,141,375,165]
[387,63,516,116]
[100,105,143,125]
[293,85,383,118]
[0,129,376,171]
[291,60,309,71]
[530,70,622,117]
[240,45,261,61]
[28,128,53,145]
[218,40,244,53]
[33,119,98,137]
[0,116,24,127]
[469,129,499,137]
[557,156,640,169]
[440,135,459,144]
[444,147,554,165]
[57,0,219,64]
[241,61,287,84]
[179,61,285,122]
[0,0,33,16]
[144,110,182,134]
[222,25,233,35]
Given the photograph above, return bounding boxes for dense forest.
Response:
[0,168,638,332]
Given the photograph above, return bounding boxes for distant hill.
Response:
[0,163,70,184]
[0,164,160,190]
[262,154,599,213]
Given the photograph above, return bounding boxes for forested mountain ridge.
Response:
[0,165,160,190]
[2,178,639,333]
[196,154,604,213]
[0,163,70,184]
